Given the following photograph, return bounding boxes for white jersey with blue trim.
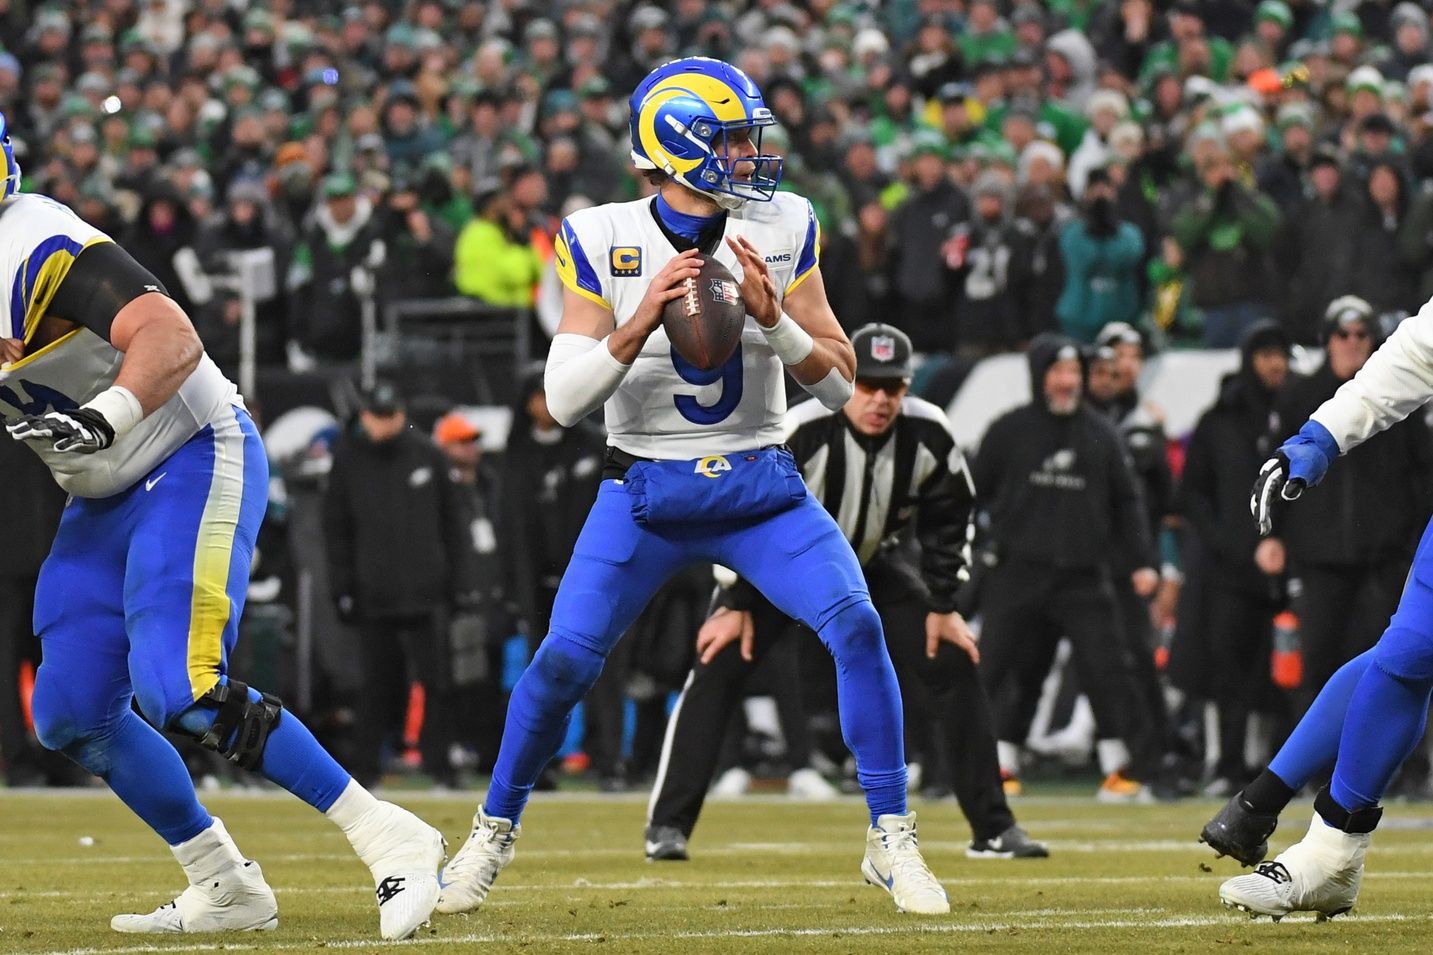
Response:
[0,193,239,498]
[554,191,820,459]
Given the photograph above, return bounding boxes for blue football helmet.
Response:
[629,57,783,209]
[0,112,18,202]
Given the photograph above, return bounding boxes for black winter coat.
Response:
[1180,369,1281,592]
[322,426,476,618]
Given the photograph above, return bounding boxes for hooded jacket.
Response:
[1179,321,1287,590]
[972,333,1154,571]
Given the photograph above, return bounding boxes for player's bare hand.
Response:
[1131,567,1159,597]
[725,236,780,327]
[926,611,979,664]
[1254,537,1286,576]
[0,337,21,366]
[626,248,704,336]
[696,608,754,664]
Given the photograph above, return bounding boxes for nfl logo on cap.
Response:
[871,336,896,362]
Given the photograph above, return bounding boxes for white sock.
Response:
[325,778,380,834]
[1096,739,1131,776]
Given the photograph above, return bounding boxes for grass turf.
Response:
[2,789,1432,953]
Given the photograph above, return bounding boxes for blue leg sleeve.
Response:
[1269,649,1375,789]
[720,496,907,824]
[485,636,607,820]
[484,482,677,822]
[1329,661,1432,810]
[1327,548,1433,811]
[32,643,212,846]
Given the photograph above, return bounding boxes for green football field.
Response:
[3,789,1433,954]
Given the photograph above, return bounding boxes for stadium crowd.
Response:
[4,0,1433,811]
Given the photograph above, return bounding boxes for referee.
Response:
[644,324,1047,862]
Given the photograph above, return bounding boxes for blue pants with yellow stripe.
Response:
[30,405,351,844]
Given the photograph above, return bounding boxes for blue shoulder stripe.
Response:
[792,202,818,282]
[10,234,85,339]
[560,220,604,301]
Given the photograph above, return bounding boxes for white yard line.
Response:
[7,870,1433,902]
[11,911,1432,955]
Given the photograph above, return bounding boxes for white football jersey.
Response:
[554,191,820,459]
[0,193,239,498]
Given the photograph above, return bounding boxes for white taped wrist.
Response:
[805,367,854,411]
[760,312,815,365]
[84,385,143,437]
[544,333,631,427]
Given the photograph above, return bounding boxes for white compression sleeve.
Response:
[805,367,854,410]
[543,333,632,427]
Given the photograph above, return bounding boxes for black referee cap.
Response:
[851,323,913,380]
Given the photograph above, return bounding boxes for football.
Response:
[662,256,747,371]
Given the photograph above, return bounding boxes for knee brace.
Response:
[186,679,284,771]
[1371,622,1433,684]
[523,635,606,717]
[817,598,885,664]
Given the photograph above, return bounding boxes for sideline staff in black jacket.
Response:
[972,333,1160,797]
[323,381,477,787]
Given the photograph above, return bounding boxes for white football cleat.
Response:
[111,818,278,934]
[344,800,447,940]
[788,767,839,800]
[1220,811,1369,921]
[710,767,751,797]
[861,811,950,914]
[435,807,519,915]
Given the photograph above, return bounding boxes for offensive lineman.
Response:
[1202,294,1433,919]
[0,116,444,940]
[437,57,950,916]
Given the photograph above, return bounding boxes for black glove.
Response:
[6,406,116,453]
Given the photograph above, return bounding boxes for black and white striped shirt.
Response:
[769,395,976,613]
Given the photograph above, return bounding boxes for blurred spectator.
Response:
[1266,297,1433,713]
[1353,160,1419,314]
[949,171,1022,356]
[888,136,968,352]
[376,173,456,301]
[1056,167,1145,343]
[1257,103,1318,216]
[322,382,477,789]
[1069,90,1130,199]
[454,183,543,307]
[1277,147,1364,343]
[287,172,384,365]
[193,178,292,374]
[1009,182,1070,342]
[1178,321,1291,795]
[1170,145,1282,348]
